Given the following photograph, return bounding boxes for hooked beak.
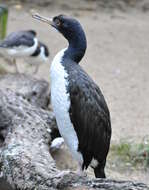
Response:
[32,12,54,26]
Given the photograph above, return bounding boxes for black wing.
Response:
[0,30,36,48]
[66,61,111,169]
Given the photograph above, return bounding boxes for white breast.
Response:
[50,48,83,164]
[6,38,38,57]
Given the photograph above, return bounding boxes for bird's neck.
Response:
[63,32,87,63]
[31,46,40,57]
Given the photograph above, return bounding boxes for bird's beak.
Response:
[32,13,53,26]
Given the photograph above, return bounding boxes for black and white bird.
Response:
[25,41,49,73]
[33,13,111,178]
[0,30,49,73]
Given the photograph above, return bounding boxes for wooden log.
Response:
[0,75,148,190]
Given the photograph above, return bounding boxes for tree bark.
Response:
[0,74,148,190]
[0,73,50,109]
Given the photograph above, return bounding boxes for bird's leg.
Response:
[76,162,87,177]
[33,64,40,74]
[13,58,19,73]
[0,53,12,65]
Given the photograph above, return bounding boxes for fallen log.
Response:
[0,77,148,189]
[0,73,50,109]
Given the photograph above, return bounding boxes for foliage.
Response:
[0,5,8,39]
[110,138,149,170]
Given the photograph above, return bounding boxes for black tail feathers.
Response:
[94,163,106,178]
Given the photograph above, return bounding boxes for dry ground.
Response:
[0,1,149,185]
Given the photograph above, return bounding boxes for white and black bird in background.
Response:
[25,41,49,73]
[0,30,49,73]
[33,13,111,178]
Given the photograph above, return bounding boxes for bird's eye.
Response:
[55,18,61,26]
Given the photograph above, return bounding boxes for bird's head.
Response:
[32,13,87,63]
[32,13,86,44]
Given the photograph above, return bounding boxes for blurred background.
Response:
[0,0,149,184]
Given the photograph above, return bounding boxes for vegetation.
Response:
[109,138,149,170]
[0,5,8,39]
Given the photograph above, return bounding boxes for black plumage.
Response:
[40,42,49,57]
[63,59,111,178]
[31,41,49,57]
[32,13,111,178]
[0,30,36,48]
[58,15,111,178]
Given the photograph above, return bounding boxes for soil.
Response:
[0,0,149,185]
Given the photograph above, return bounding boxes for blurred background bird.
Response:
[0,30,49,73]
[24,41,49,74]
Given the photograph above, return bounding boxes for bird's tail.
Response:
[94,160,106,178]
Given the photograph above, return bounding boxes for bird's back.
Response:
[0,30,38,57]
[63,58,111,172]
[0,30,36,48]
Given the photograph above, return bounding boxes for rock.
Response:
[0,88,148,189]
[0,74,50,108]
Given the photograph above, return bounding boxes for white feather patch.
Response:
[50,48,83,164]
[6,38,38,57]
[50,137,64,151]
[90,158,98,168]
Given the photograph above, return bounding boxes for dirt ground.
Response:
[0,0,149,185]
